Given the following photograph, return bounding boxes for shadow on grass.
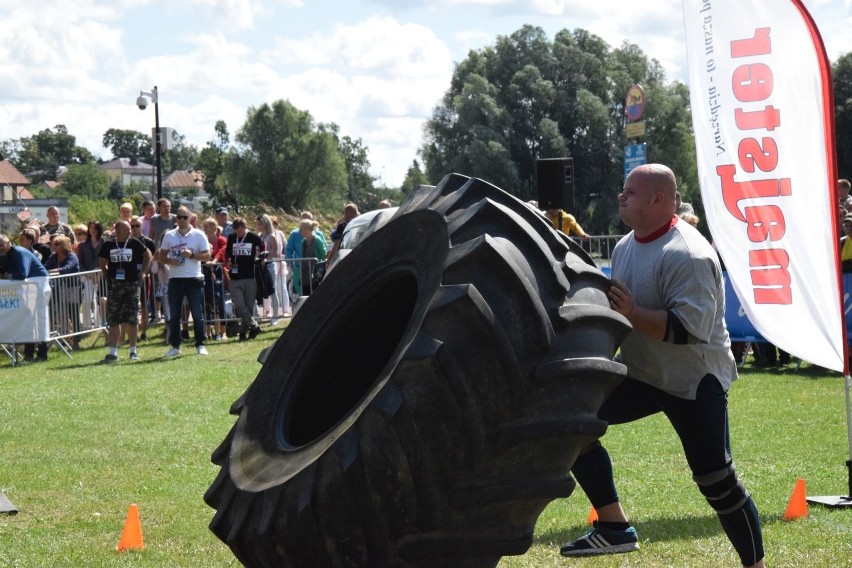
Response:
[537,510,782,545]
[536,513,722,545]
[738,362,843,381]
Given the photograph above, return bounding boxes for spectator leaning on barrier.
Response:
[77,221,105,331]
[0,234,51,362]
[841,214,852,273]
[99,220,152,363]
[158,206,211,358]
[44,235,82,348]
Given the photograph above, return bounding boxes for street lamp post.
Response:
[136,86,162,200]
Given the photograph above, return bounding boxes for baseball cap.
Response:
[215,207,228,215]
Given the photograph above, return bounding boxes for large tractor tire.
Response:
[204,174,631,567]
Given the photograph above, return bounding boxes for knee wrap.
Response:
[693,464,749,515]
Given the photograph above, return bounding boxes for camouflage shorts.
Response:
[106,280,141,325]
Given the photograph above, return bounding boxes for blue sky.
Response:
[0,0,849,187]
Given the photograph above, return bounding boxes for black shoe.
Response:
[560,522,639,557]
[248,325,261,340]
[238,332,247,342]
[139,333,147,342]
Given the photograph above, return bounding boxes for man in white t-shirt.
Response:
[157,206,211,357]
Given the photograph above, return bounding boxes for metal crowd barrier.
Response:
[45,269,108,357]
[572,235,625,269]
[271,257,321,300]
[197,259,311,337]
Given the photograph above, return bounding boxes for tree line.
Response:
[2,25,851,234]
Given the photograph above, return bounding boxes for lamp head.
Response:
[136,95,148,110]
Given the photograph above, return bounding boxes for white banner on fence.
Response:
[683,0,845,371]
[0,279,44,343]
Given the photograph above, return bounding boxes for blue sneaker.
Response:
[560,521,639,557]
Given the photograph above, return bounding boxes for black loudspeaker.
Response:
[537,158,574,211]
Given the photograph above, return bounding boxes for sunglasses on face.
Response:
[131,224,141,228]
[176,215,189,220]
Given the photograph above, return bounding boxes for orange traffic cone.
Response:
[587,505,599,524]
[116,503,144,551]
[783,478,808,521]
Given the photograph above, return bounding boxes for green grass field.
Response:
[2,328,851,567]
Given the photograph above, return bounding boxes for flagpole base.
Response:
[806,495,852,508]
[806,459,852,508]
[0,493,18,515]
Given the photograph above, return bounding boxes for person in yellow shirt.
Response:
[545,209,589,238]
[841,214,852,272]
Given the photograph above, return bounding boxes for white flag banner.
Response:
[683,0,845,372]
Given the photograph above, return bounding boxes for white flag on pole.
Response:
[683,0,846,372]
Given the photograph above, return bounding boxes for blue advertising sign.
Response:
[724,273,852,344]
[624,143,647,179]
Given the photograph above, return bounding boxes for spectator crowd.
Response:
[0,199,365,364]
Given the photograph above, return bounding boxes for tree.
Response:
[400,160,430,194]
[108,179,126,201]
[67,195,121,228]
[196,120,235,207]
[102,129,153,163]
[1,125,93,181]
[228,100,347,210]
[61,163,110,200]
[834,52,852,180]
[422,26,697,234]
[336,132,377,209]
[162,130,200,173]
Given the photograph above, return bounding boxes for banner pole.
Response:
[845,373,852,498]
[807,373,852,507]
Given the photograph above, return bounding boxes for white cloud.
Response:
[131,33,278,96]
[184,0,263,31]
[0,6,127,99]
[257,15,454,184]
[265,15,452,78]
